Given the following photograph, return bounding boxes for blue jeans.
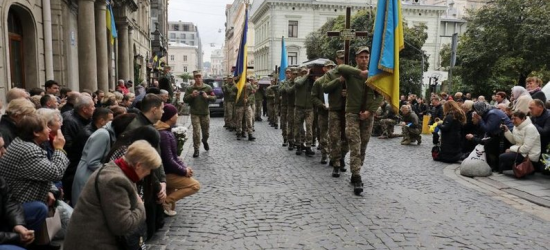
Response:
[0,245,26,250]
[22,201,48,232]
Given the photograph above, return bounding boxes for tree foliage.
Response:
[178,73,192,82]
[305,10,429,95]
[457,0,550,96]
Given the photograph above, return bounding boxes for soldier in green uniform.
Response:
[279,68,292,145]
[247,78,257,132]
[312,60,335,164]
[323,50,350,176]
[285,68,298,150]
[292,66,315,156]
[266,80,276,126]
[254,79,264,121]
[223,76,236,131]
[376,101,398,139]
[233,80,256,141]
[183,70,217,158]
[334,47,383,195]
[272,78,280,129]
[399,104,421,145]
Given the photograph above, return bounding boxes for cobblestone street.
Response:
[149,117,550,250]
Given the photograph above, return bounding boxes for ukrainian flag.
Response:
[106,0,117,45]
[233,6,249,101]
[366,0,404,113]
[279,36,288,82]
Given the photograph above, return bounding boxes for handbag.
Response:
[94,165,147,250]
[431,145,440,160]
[35,206,62,245]
[512,147,534,178]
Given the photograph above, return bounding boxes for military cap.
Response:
[324,60,336,67]
[300,66,308,72]
[355,46,370,55]
[336,50,345,58]
[285,68,292,72]
[193,70,202,76]
[291,67,299,74]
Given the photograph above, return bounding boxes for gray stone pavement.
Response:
[148,116,550,250]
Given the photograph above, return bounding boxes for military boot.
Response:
[282,139,288,147]
[202,139,210,151]
[351,175,364,195]
[401,139,411,145]
[340,159,347,172]
[321,154,328,164]
[248,134,256,141]
[417,135,422,145]
[332,167,340,178]
[274,124,278,129]
[237,134,242,140]
[296,144,302,155]
[241,132,246,138]
[288,143,295,151]
[305,147,315,157]
[329,160,334,167]
[192,149,199,158]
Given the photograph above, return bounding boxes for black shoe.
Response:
[241,132,246,137]
[351,175,363,195]
[192,150,199,158]
[329,160,334,167]
[288,143,295,151]
[248,134,256,141]
[274,124,278,129]
[332,167,340,177]
[223,124,228,128]
[340,166,347,172]
[296,145,302,155]
[282,140,288,147]
[237,135,242,140]
[305,147,315,157]
[202,140,209,151]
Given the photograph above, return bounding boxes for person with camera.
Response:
[184,70,216,158]
[499,111,541,174]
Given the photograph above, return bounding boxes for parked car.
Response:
[203,77,224,116]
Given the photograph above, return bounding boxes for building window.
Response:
[184,66,188,72]
[184,55,188,62]
[288,21,298,38]
[191,34,195,39]
[190,41,194,46]
[183,25,189,31]
[181,34,186,39]
[170,55,174,61]
[288,52,298,65]
[173,24,179,31]
[170,33,175,39]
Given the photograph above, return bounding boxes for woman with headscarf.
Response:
[433,101,466,163]
[473,102,514,171]
[511,86,533,114]
[64,140,161,250]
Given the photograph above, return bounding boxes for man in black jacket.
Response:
[529,99,550,169]
[429,96,444,125]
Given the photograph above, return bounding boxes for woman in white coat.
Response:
[499,111,541,174]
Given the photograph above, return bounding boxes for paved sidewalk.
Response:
[449,164,550,208]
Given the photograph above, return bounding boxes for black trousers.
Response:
[498,152,525,172]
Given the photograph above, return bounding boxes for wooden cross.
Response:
[327,7,369,64]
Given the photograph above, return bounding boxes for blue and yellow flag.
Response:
[106,0,118,45]
[233,6,249,101]
[279,36,288,82]
[366,0,404,113]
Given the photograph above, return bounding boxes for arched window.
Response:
[8,10,25,88]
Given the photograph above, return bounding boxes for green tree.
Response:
[304,10,429,95]
[178,73,192,82]
[457,0,550,96]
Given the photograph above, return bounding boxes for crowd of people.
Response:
[0,74,199,249]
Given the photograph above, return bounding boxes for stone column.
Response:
[117,22,129,82]
[78,0,98,91]
[95,1,108,91]
[128,26,134,84]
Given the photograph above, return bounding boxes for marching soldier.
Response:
[279,68,292,146]
[254,79,264,121]
[400,104,422,145]
[183,70,217,158]
[248,78,257,131]
[223,75,236,131]
[266,80,276,126]
[323,50,349,176]
[332,46,383,195]
[284,68,298,150]
[312,60,336,164]
[292,67,315,156]
[233,80,256,141]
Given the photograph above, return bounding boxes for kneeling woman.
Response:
[435,100,466,163]
[64,140,161,250]
[499,111,541,174]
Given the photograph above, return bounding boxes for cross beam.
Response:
[327,7,369,65]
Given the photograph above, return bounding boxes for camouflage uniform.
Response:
[183,82,216,151]
[312,73,330,162]
[266,85,276,124]
[293,73,315,153]
[279,79,289,143]
[233,83,254,137]
[336,62,383,191]
[255,85,264,120]
[285,77,296,148]
[223,79,236,129]
[323,68,349,169]
[378,102,398,138]
[248,83,257,130]
[401,111,421,145]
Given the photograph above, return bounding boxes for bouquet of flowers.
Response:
[172,126,188,156]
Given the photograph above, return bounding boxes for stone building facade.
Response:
[224,0,255,77]
[167,42,199,83]
[0,0,156,103]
